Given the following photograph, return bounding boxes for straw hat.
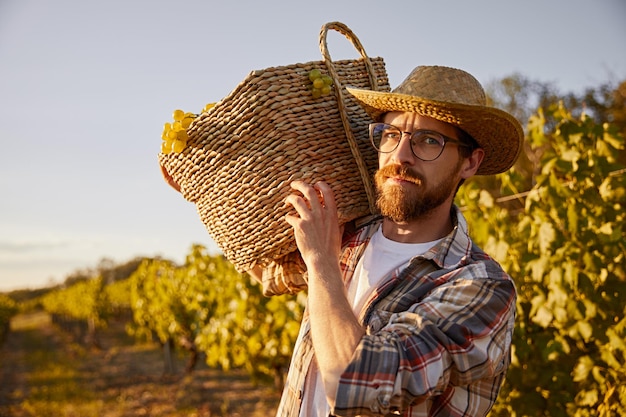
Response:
[346,65,523,175]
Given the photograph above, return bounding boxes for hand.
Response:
[286,181,362,408]
[160,164,181,193]
[247,265,264,284]
[284,181,342,269]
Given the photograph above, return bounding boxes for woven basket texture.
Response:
[159,23,390,272]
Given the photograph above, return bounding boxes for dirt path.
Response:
[0,312,280,416]
[0,315,30,415]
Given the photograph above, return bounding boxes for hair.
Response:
[454,126,479,158]
[452,126,480,193]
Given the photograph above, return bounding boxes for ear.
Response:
[460,148,485,179]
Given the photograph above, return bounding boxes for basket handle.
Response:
[319,21,378,214]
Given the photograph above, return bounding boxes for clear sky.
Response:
[1,0,625,291]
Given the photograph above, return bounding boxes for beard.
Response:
[374,163,461,223]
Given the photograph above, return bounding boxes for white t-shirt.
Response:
[301,227,442,417]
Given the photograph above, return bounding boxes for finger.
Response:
[284,193,312,219]
[290,181,323,211]
[314,181,337,212]
[160,164,181,193]
[284,213,302,228]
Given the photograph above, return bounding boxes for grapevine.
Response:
[0,294,18,343]
[127,245,305,382]
[39,277,108,347]
[457,106,626,416]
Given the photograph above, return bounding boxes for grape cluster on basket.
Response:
[160,103,215,154]
[309,69,333,98]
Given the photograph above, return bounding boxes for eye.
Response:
[382,129,401,141]
[416,131,444,146]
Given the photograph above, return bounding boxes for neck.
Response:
[381,203,455,243]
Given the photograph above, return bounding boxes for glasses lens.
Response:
[411,131,446,161]
[370,123,401,152]
[369,124,451,161]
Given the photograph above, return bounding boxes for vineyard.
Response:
[0,311,281,416]
[1,99,625,416]
[0,246,304,416]
[0,294,18,343]
[31,245,307,387]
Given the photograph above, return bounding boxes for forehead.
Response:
[382,112,459,138]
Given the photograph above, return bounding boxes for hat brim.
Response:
[346,87,523,175]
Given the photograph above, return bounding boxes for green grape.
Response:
[313,78,325,89]
[162,123,171,139]
[173,109,185,121]
[176,130,189,141]
[161,106,204,153]
[308,69,333,98]
[181,116,194,129]
[308,69,322,81]
[173,139,186,153]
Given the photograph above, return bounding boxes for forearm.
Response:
[307,258,365,407]
[282,180,364,405]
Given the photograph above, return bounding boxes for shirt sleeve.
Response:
[259,217,370,297]
[260,250,308,296]
[332,266,516,416]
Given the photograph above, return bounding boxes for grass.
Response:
[0,311,281,416]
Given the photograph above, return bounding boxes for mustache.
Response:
[376,165,423,185]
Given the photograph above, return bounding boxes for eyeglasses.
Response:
[368,123,471,161]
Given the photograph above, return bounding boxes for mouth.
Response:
[376,165,423,188]
[385,174,421,186]
[387,176,416,184]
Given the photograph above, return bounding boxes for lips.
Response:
[388,176,417,184]
[376,165,423,186]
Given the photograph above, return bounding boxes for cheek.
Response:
[378,153,390,168]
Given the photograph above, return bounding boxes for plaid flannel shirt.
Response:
[267,207,516,417]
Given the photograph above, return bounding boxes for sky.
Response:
[1,0,625,291]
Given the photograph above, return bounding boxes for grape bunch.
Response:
[161,110,194,154]
[160,103,216,154]
[308,69,333,98]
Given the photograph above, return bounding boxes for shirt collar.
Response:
[418,206,472,269]
[349,206,472,270]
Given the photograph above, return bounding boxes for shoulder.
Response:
[342,214,383,245]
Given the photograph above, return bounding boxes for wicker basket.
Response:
[159,22,390,272]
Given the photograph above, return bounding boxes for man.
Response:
[261,65,523,416]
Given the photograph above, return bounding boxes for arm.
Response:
[285,180,363,407]
[333,269,516,416]
[306,252,365,408]
[255,251,308,296]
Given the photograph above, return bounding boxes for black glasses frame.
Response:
[368,122,471,161]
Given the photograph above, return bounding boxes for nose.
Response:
[389,132,416,165]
